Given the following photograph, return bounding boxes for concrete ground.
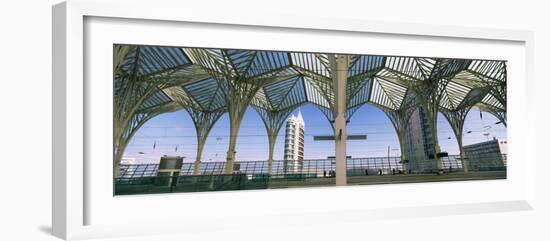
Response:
[115,171,506,194]
[268,171,506,189]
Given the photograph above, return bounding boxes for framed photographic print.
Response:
[112,44,510,195]
[53,0,535,240]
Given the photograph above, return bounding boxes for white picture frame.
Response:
[53,0,535,240]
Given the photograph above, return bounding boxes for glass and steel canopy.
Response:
[113,45,507,175]
[116,46,505,117]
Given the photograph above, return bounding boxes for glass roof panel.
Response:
[303,76,331,109]
[290,53,330,77]
[468,60,506,82]
[348,55,385,77]
[140,89,173,111]
[384,57,425,80]
[348,77,373,109]
[369,78,396,110]
[115,45,507,124]
[226,49,257,76]
[183,78,228,111]
[263,76,301,109]
[278,77,307,110]
[247,51,291,77]
[119,46,190,77]
[481,93,505,110]
[439,80,471,110]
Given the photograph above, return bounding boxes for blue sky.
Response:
[124,104,506,164]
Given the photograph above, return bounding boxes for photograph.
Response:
[113,45,507,195]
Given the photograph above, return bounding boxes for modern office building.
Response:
[463,137,507,170]
[283,111,305,173]
[403,107,436,172]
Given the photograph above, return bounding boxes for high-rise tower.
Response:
[283,110,305,173]
[403,106,436,172]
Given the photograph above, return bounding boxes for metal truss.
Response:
[185,108,226,175]
[441,107,472,172]
[113,46,209,175]
[252,106,294,175]
[114,45,508,175]
[113,102,181,177]
[380,91,418,172]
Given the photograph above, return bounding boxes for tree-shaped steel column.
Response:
[163,76,228,176]
[441,107,472,172]
[225,80,262,173]
[290,53,335,129]
[410,59,471,173]
[439,84,492,173]
[186,108,226,175]
[252,106,294,175]
[386,112,411,171]
[468,60,507,127]
[114,47,152,175]
[114,103,181,177]
[381,92,417,173]
[223,73,299,173]
[114,46,209,176]
[183,49,297,174]
[182,49,253,174]
[114,47,167,177]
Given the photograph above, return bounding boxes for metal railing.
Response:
[115,154,507,195]
[115,173,271,195]
[119,154,506,178]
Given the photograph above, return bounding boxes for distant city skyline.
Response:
[124,104,506,164]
